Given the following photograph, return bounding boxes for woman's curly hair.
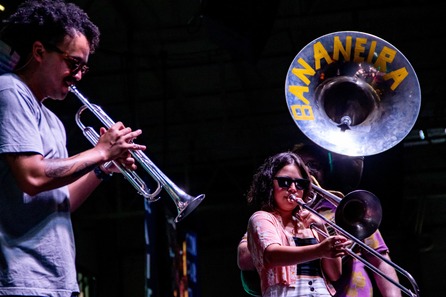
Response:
[246,151,312,212]
[0,0,100,69]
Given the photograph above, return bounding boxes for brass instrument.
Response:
[284,31,421,296]
[291,189,419,297]
[69,85,205,223]
[285,31,420,157]
[305,184,383,240]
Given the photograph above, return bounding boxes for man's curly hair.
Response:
[246,151,312,213]
[0,0,100,69]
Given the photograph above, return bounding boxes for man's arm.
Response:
[370,251,402,297]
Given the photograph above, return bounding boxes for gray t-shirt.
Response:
[0,73,79,296]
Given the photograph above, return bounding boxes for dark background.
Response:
[1,1,445,296]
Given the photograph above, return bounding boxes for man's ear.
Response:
[33,41,45,59]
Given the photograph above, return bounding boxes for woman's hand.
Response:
[319,235,351,258]
[298,208,325,229]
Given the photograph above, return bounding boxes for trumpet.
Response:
[69,85,205,223]
[290,187,420,297]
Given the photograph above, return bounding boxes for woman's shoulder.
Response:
[249,211,279,223]
[250,210,271,217]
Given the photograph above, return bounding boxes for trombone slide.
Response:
[290,193,420,297]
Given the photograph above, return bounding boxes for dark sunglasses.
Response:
[43,43,89,75]
[274,177,309,190]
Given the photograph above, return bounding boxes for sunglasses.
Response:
[274,177,309,190]
[43,43,89,75]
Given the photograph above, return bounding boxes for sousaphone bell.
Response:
[285,31,421,156]
[284,31,421,297]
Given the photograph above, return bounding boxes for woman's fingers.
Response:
[322,235,352,258]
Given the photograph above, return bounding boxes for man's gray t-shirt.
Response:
[0,73,79,296]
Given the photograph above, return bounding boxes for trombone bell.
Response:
[335,190,382,240]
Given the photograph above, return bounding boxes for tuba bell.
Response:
[284,31,421,156]
[284,32,421,297]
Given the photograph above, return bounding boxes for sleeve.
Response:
[363,229,389,255]
[0,87,43,154]
[247,211,282,270]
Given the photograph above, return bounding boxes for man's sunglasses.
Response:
[43,43,89,75]
[274,177,309,190]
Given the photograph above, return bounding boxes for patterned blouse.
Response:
[247,211,335,295]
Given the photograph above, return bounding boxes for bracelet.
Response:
[94,166,113,181]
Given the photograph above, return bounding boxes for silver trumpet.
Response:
[69,85,205,222]
[290,189,420,297]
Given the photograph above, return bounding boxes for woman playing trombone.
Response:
[246,151,351,297]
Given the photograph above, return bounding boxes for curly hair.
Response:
[0,0,100,69]
[246,151,312,213]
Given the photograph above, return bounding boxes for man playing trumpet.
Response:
[0,1,145,296]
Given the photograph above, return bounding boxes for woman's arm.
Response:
[263,235,348,270]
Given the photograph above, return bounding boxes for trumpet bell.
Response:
[285,31,421,156]
[172,192,205,223]
[335,190,382,240]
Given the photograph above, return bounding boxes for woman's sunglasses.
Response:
[274,177,309,190]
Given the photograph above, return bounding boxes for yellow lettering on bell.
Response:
[374,46,396,72]
[366,41,377,64]
[353,37,367,63]
[313,42,333,70]
[383,67,408,91]
[291,58,316,86]
[291,104,314,120]
[333,36,351,61]
[288,86,310,105]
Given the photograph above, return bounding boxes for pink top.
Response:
[247,210,335,295]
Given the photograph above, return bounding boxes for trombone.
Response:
[290,185,420,297]
[69,85,205,222]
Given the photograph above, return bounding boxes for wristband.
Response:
[94,166,113,181]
